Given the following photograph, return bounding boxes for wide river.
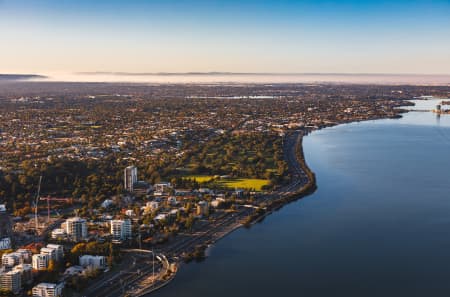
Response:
[153,99,450,297]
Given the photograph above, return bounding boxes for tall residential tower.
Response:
[124,166,138,192]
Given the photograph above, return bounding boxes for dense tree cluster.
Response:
[176,132,287,179]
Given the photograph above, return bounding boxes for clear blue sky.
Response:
[1,0,449,74]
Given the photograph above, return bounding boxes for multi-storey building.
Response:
[110,219,132,241]
[65,217,87,242]
[124,165,138,192]
[12,264,33,285]
[40,248,57,263]
[32,254,49,271]
[1,253,20,268]
[46,244,64,261]
[79,255,106,270]
[0,205,13,251]
[15,249,32,263]
[0,269,21,294]
[32,283,64,297]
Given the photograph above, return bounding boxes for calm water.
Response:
[153,99,450,297]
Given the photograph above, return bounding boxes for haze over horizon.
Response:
[1,0,449,77]
[2,72,450,85]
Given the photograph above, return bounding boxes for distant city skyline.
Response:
[1,0,449,75]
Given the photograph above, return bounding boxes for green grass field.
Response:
[182,175,270,191]
[183,175,216,182]
[217,178,270,191]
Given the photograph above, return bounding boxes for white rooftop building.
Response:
[40,248,57,262]
[32,282,64,297]
[64,265,84,277]
[101,199,114,209]
[51,228,66,240]
[154,182,172,193]
[197,201,209,216]
[13,263,33,285]
[32,254,49,271]
[111,219,132,241]
[46,244,64,262]
[143,201,159,214]
[65,217,87,242]
[16,249,32,263]
[124,165,138,192]
[79,255,106,270]
[0,269,21,294]
[2,252,21,268]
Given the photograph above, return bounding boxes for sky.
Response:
[1,0,450,76]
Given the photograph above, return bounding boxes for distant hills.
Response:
[0,74,46,80]
[76,71,269,76]
[76,72,450,77]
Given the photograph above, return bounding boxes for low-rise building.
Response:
[196,201,209,216]
[101,199,113,209]
[50,229,66,240]
[167,196,178,206]
[155,213,168,222]
[169,209,179,218]
[63,265,84,277]
[32,282,64,297]
[211,199,221,208]
[147,201,159,210]
[154,182,172,193]
[79,255,106,270]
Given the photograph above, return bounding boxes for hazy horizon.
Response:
[1,72,449,85]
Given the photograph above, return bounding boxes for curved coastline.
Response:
[141,105,414,296]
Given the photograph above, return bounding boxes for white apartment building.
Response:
[32,282,64,297]
[50,228,66,240]
[111,219,132,241]
[1,253,20,268]
[32,254,49,271]
[0,269,21,294]
[79,255,106,270]
[13,263,33,285]
[40,248,57,262]
[16,249,32,263]
[124,165,138,192]
[46,244,64,261]
[65,217,87,242]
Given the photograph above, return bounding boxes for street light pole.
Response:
[152,249,155,288]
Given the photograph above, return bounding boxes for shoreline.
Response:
[123,107,412,297]
[137,131,318,296]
